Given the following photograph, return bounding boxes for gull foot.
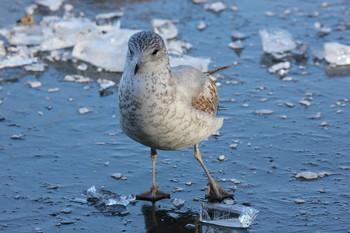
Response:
[136,187,170,202]
[205,182,234,202]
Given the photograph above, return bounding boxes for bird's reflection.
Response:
[141,204,250,233]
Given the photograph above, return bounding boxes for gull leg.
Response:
[194,144,233,202]
[136,148,170,202]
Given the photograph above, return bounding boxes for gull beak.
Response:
[134,58,143,75]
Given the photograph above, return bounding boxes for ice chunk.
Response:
[97,78,116,89]
[231,30,247,41]
[0,41,5,58]
[200,203,259,228]
[259,28,296,54]
[268,61,290,77]
[192,0,210,3]
[95,11,123,28]
[24,63,46,72]
[35,0,64,11]
[197,21,207,31]
[229,40,244,50]
[0,46,35,69]
[40,18,98,51]
[324,42,350,66]
[152,19,178,40]
[64,74,91,83]
[167,40,192,55]
[170,55,210,72]
[0,25,45,46]
[173,198,185,209]
[204,2,227,13]
[72,29,139,72]
[86,185,135,216]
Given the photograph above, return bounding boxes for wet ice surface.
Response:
[1,0,350,232]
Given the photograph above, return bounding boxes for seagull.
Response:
[118,31,233,202]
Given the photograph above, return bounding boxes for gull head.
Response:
[126,31,169,75]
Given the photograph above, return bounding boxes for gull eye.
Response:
[152,49,159,55]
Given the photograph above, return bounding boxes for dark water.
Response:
[1,0,349,232]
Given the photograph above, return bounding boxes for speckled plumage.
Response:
[118,31,223,151]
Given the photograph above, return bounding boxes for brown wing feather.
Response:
[191,78,219,116]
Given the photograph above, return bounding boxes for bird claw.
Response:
[136,187,170,202]
[205,182,234,202]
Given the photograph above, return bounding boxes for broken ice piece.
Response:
[85,185,135,216]
[295,171,318,180]
[27,80,42,88]
[254,109,274,115]
[173,198,185,209]
[11,133,25,140]
[48,87,59,93]
[170,55,210,72]
[299,100,311,107]
[111,173,127,180]
[204,2,227,13]
[40,18,98,51]
[95,11,123,27]
[35,0,64,11]
[268,61,290,77]
[167,40,192,55]
[24,63,45,72]
[0,48,35,69]
[200,203,259,228]
[231,30,247,41]
[1,24,45,46]
[64,75,91,83]
[97,78,116,89]
[197,21,207,31]
[77,63,88,71]
[259,28,296,54]
[192,0,210,3]
[229,40,244,50]
[324,42,350,66]
[78,107,90,114]
[152,19,178,40]
[72,29,139,72]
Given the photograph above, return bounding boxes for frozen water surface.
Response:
[0,0,350,232]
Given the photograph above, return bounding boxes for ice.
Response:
[167,40,192,55]
[64,75,91,83]
[0,46,35,69]
[197,21,207,31]
[97,78,116,90]
[0,25,45,46]
[24,63,46,72]
[192,0,210,3]
[0,7,212,73]
[204,2,227,13]
[86,185,135,216]
[231,30,247,41]
[152,19,178,40]
[229,40,244,50]
[259,28,296,54]
[40,18,98,51]
[95,11,123,29]
[324,42,350,66]
[170,55,210,72]
[268,61,291,77]
[35,0,64,11]
[200,203,259,228]
[72,29,139,72]
[0,41,5,58]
